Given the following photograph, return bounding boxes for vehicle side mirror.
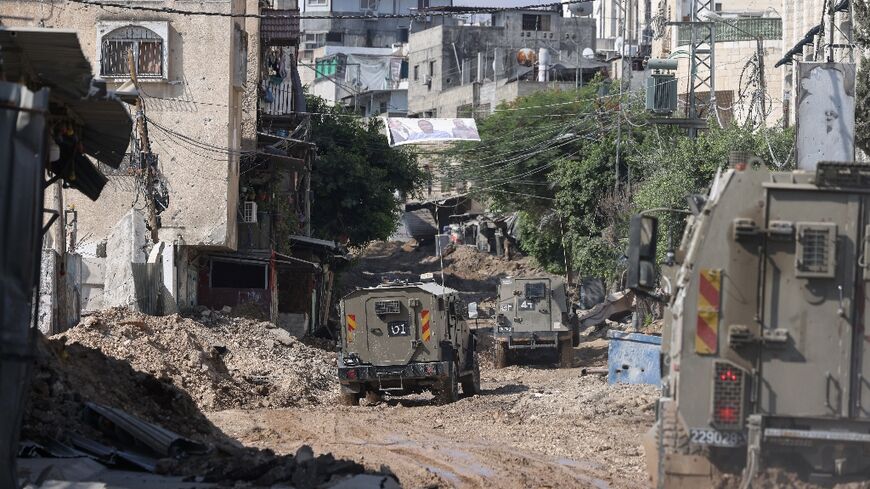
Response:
[627,214,659,292]
[467,302,478,319]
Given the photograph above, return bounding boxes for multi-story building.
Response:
[651,0,784,127]
[407,7,598,118]
[299,0,451,54]
[3,0,251,315]
[4,0,336,332]
[306,45,410,116]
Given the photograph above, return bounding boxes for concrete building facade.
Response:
[407,9,597,116]
[306,45,410,116]
[4,0,250,314]
[299,0,451,53]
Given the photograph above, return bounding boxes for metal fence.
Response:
[131,262,162,315]
[677,18,782,45]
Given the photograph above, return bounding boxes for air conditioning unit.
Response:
[242,201,258,223]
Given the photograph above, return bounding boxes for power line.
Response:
[64,0,587,19]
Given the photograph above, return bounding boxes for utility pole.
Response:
[614,0,630,192]
[661,1,716,136]
[127,51,159,243]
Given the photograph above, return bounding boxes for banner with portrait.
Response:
[385,117,481,146]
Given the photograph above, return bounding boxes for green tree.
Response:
[445,84,795,285]
[852,1,870,155]
[307,95,424,244]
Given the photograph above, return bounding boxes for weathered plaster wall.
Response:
[5,0,247,249]
[407,16,596,115]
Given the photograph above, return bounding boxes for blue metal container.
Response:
[607,330,662,386]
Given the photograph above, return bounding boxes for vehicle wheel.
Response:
[435,364,460,405]
[339,391,360,406]
[494,341,509,369]
[365,390,382,404]
[558,338,573,368]
[461,355,481,396]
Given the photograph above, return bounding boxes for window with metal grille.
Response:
[101,26,164,78]
[796,222,837,278]
[712,362,744,428]
[374,300,401,315]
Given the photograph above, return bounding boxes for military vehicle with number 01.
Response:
[629,158,870,486]
[337,279,480,405]
[492,277,577,368]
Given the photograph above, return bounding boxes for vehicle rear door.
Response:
[509,278,553,333]
[364,294,418,366]
[854,195,870,419]
[760,188,860,418]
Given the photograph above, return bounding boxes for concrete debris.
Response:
[20,326,394,487]
[576,290,634,330]
[54,308,339,411]
[342,241,560,309]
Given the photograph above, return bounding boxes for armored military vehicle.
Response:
[628,160,870,486]
[337,280,480,405]
[492,277,576,368]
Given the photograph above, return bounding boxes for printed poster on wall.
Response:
[385,117,481,146]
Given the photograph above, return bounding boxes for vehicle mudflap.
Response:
[660,453,715,489]
[341,383,362,394]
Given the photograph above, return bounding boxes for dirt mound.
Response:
[21,332,390,487]
[341,241,557,305]
[54,308,339,411]
[24,332,218,445]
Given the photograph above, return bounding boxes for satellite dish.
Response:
[582,47,595,60]
[516,48,537,67]
[614,36,624,55]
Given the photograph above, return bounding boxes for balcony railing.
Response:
[677,17,782,45]
[261,8,300,46]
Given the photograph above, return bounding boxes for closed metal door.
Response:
[760,189,859,418]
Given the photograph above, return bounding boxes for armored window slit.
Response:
[795,222,837,278]
[374,300,401,315]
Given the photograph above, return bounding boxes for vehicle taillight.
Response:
[716,405,738,424]
[346,369,357,380]
[713,362,744,428]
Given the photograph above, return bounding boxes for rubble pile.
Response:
[22,326,392,488]
[55,308,339,411]
[343,241,556,304]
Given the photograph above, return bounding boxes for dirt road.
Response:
[208,341,658,489]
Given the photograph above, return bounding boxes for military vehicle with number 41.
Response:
[337,279,480,405]
[492,277,577,368]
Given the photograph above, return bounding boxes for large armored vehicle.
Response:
[629,161,870,486]
[337,281,480,405]
[493,277,576,368]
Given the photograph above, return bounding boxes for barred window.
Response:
[101,26,164,78]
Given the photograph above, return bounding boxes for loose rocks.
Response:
[55,308,339,411]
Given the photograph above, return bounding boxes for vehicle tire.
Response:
[572,322,581,347]
[558,338,573,368]
[435,363,460,405]
[339,391,360,406]
[461,355,481,396]
[494,341,509,369]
